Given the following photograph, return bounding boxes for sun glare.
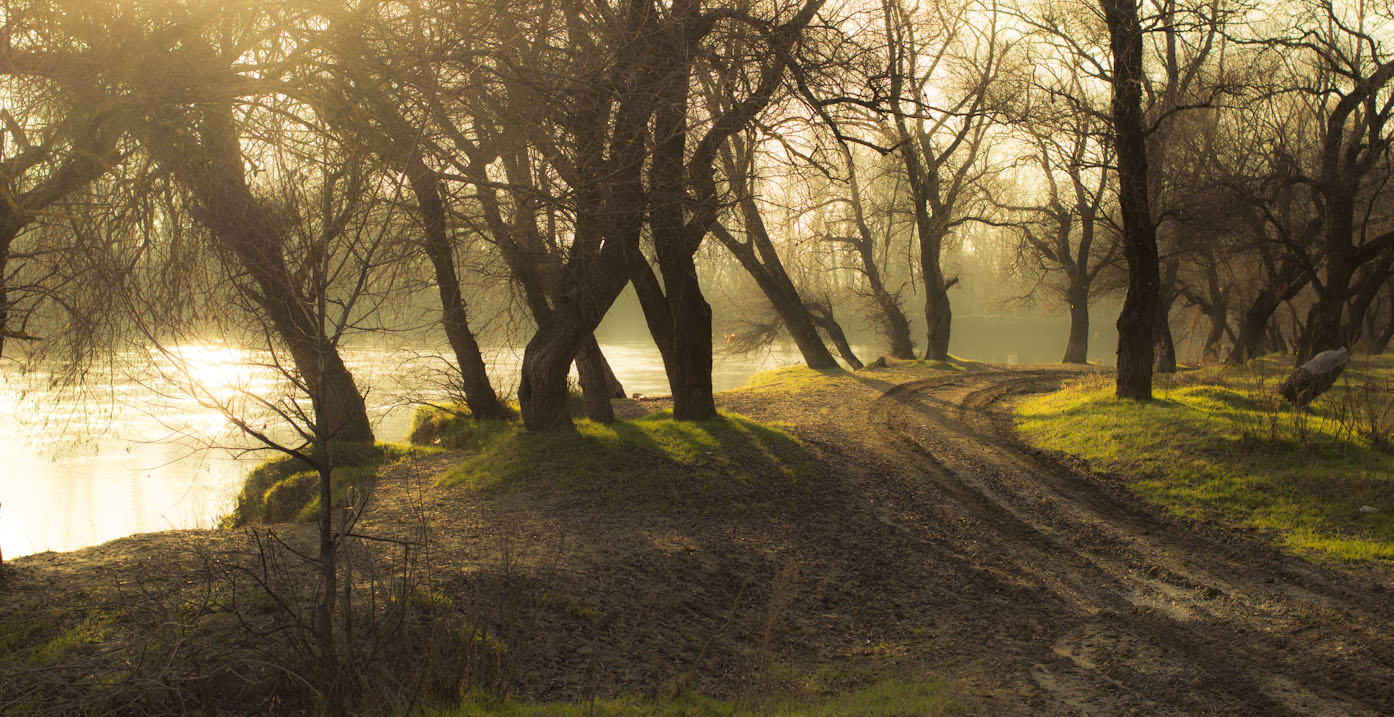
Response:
[161,343,256,395]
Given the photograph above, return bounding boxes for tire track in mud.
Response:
[870,366,1394,715]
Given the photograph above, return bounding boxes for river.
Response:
[0,309,1122,559]
[0,341,814,559]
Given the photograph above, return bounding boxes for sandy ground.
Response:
[3,362,1392,714]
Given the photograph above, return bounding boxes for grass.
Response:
[223,441,439,526]
[429,678,951,716]
[437,412,816,515]
[410,404,517,451]
[1016,355,1394,562]
[0,611,110,669]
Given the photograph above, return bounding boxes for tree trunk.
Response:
[879,294,918,360]
[1303,196,1358,361]
[1227,258,1310,363]
[920,235,954,361]
[923,281,953,361]
[0,222,16,361]
[1153,260,1178,373]
[804,299,863,369]
[649,26,717,422]
[520,65,651,430]
[1343,255,1394,348]
[1371,278,1394,354]
[573,335,617,423]
[143,107,375,442]
[464,133,623,423]
[709,222,839,370]
[519,239,635,431]
[404,157,510,421]
[1063,281,1090,364]
[1201,308,1229,360]
[664,271,717,420]
[630,261,678,386]
[1102,0,1160,399]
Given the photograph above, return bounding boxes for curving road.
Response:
[852,367,1394,714]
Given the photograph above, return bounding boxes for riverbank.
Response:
[4,359,1392,714]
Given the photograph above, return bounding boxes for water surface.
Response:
[0,341,807,558]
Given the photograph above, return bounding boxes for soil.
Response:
[4,362,1393,714]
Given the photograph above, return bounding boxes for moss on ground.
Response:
[429,678,951,716]
[223,442,438,526]
[1016,356,1394,562]
[437,412,816,515]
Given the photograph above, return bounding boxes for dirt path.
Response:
[5,363,1393,714]
[847,366,1394,714]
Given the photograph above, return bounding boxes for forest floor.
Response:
[3,360,1394,714]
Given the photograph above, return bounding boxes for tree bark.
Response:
[1342,254,1394,349]
[0,224,17,361]
[573,335,619,422]
[519,237,637,431]
[1370,277,1394,354]
[805,300,864,370]
[1153,260,1179,373]
[403,155,510,421]
[1303,192,1358,361]
[1102,0,1160,399]
[923,275,953,361]
[1063,281,1091,364]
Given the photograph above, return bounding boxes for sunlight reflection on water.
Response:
[0,341,811,558]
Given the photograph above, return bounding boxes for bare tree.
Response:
[882,0,1006,361]
[1254,0,1394,360]
[1000,76,1120,363]
[709,123,844,370]
[1099,0,1163,398]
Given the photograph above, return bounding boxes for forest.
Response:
[3,0,1394,713]
[1,0,1391,432]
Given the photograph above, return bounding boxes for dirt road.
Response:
[6,363,1393,714]
[834,365,1394,713]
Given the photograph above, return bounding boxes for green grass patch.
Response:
[223,442,437,526]
[737,365,850,392]
[1016,360,1394,562]
[410,403,517,451]
[430,678,950,716]
[438,412,816,515]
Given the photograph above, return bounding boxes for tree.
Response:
[709,124,844,370]
[1277,0,1394,360]
[481,0,825,429]
[822,134,919,360]
[882,0,1006,361]
[1100,0,1162,398]
[1000,85,1120,364]
[62,4,380,442]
